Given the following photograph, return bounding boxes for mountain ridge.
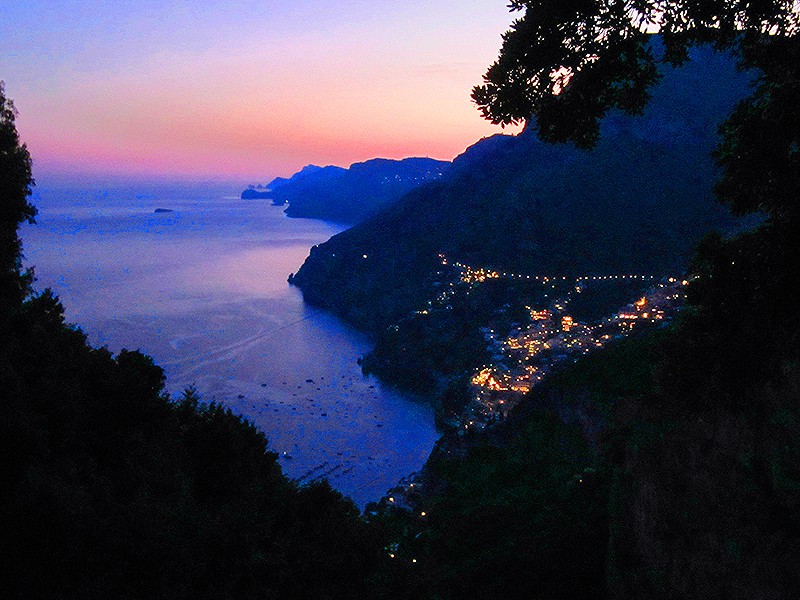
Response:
[241,157,450,223]
[289,47,753,332]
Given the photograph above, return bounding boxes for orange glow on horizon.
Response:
[7,2,522,182]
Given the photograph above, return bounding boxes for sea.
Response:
[19,180,439,508]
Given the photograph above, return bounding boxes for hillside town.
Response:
[429,255,688,432]
[464,280,686,430]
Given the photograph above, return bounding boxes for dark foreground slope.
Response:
[1,292,384,600]
[290,48,752,331]
[376,313,800,600]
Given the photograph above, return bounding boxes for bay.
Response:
[20,181,439,508]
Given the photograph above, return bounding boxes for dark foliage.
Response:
[413,411,609,600]
[0,261,383,600]
[306,2,800,599]
[0,82,36,316]
[472,1,799,145]
[464,2,800,598]
[0,87,383,600]
[4,0,800,596]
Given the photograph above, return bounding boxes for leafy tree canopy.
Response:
[473,0,800,219]
[474,2,800,409]
[0,81,36,311]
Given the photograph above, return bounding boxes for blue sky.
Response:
[1,1,520,182]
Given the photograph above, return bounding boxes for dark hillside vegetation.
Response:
[0,83,383,600]
[312,3,800,596]
[390,34,800,600]
[373,331,668,600]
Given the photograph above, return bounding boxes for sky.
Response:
[1,1,521,184]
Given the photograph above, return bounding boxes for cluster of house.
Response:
[458,278,689,431]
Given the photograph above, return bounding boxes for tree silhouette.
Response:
[0,81,36,316]
[473,0,799,221]
[473,1,798,142]
[474,1,800,405]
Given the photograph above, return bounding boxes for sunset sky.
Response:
[1,1,520,183]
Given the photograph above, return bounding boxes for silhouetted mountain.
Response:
[0,85,384,600]
[241,165,339,200]
[290,48,753,331]
[269,164,330,191]
[272,157,450,223]
[242,159,449,220]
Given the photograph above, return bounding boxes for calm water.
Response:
[20,181,439,508]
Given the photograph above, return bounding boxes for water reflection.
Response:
[21,184,439,507]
